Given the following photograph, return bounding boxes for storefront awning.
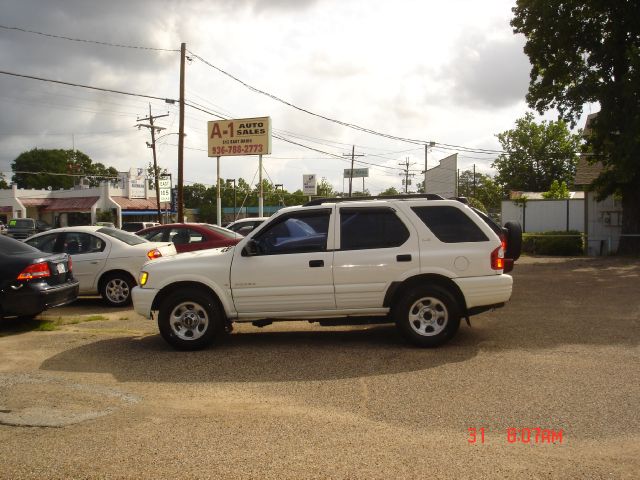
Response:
[42,197,99,212]
[112,196,170,210]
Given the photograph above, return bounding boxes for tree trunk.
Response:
[617,181,640,255]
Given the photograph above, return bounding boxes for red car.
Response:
[136,223,242,253]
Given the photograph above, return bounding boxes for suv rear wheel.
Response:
[157,289,224,350]
[393,285,461,347]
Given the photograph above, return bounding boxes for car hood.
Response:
[142,245,234,268]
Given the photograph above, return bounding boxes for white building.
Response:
[0,168,172,228]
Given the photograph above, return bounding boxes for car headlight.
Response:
[139,271,149,286]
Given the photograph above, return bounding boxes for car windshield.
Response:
[97,227,148,245]
[203,224,241,239]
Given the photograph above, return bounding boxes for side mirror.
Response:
[242,239,259,257]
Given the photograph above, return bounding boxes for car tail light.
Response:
[147,248,163,260]
[17,261,51,280]
[68,256,73,271]
[491,245,505,271]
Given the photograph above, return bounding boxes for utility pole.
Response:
[136,105,169,223]
[473,164,477,198]
[342,145,364,197]
[177,42,186,222]
[423,141,435,194]
[399,157,416,194]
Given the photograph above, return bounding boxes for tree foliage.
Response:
[512,0,640,252]
[457,170,503,211]
[492,113,581,192]
[542,180,570,199]
[11,148,118,189]
[0,172,8,189]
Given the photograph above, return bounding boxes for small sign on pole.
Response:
[303,174,317,196]
[343,168,369,178]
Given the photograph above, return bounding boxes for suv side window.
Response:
[412,206,489,243]
[253,210,330,255]
[340,207,409,250]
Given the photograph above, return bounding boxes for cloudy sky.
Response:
[0,0,590,195]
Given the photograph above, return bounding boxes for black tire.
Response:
[100,272,134,307]
[157,289,225,350]
[503,221,522,261]
[393,285,461,348]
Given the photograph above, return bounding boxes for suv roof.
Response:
[303,194,468,206]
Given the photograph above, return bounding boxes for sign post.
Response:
[303,174,317,202]
[207,117,272,223]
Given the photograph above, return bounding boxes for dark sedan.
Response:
[0,235,79,319]
[136,223,242,253]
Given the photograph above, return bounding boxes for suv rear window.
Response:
[412,206,488,243]
[340,207,409,250]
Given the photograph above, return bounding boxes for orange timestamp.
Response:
[468,427,564,444]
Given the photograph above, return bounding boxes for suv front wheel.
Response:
[393,285,461,347]
[157,289,224,350]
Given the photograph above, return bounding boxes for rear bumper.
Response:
[1,280,79,317]
[454,274,513,310]
[132,286,157,319]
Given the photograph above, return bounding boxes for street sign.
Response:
[159,188,171,202]
[207,117,272,157]
[158,178,171,189]
[343,168,369,178]
[303,174,317,195]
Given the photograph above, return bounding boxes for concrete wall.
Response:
[501,199,584,232]
[584,192,622,255]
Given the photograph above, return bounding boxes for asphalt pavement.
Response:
[0,256,638,479]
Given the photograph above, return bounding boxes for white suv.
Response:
[133,195,521,350]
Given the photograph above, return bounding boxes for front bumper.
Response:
[132,286,158,319]
[1,279,79,317]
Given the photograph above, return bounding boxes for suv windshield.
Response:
[98,227,148,245]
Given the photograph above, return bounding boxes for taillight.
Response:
[500,234,507,252]
[491,245,505,271]
[147,248,162,260]
[17,261,51,280]
[68,256,73,271]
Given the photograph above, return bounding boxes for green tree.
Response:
[457,170,504,211]
[492,113,580,192]
[380,187,400,196]
[183,183,208,209]
[11,148,117,189]
[317,177,336,197]
[512,1,640,253]
[542,180,570,199]
[0,172,8,189]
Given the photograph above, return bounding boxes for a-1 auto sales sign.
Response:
[207,117,272,157]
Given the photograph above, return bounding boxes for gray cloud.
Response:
[443,33,531,109]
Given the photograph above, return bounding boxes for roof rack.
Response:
[303,193,445,207]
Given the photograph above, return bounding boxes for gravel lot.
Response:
[0,256,638,479]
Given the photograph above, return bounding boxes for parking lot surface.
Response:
[0,256,639,479]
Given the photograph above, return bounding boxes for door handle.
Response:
[309,260,324,267]
[396,254,412,262]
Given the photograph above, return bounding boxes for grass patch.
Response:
[35,321,58,331]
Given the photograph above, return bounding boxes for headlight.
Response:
[139,271,149,286]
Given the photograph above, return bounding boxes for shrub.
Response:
[522,231,584,256]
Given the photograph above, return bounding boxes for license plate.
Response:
[57,263,66,274]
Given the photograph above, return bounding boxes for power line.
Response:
[0,24,180,52]
[0,70,177,103]
[188,50,427,146]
